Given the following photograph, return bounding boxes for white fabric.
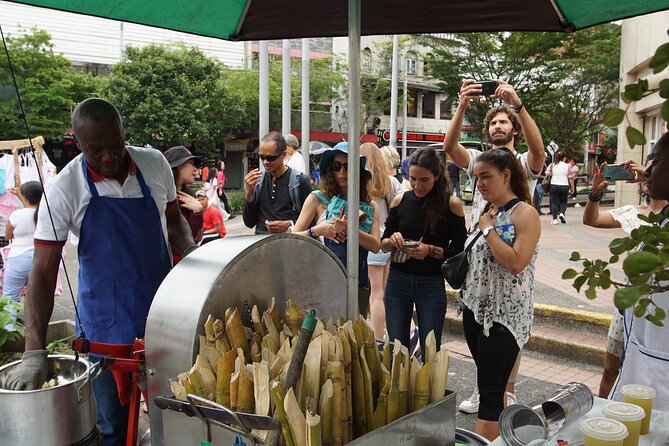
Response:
[466,148,538,231]
[373,175,405,234]
[7,208,36,258]
[285,151,306,173]
[608,205,648,235]
[34,146,177,250]
[460,203,537,349]
[0,151,57,190]
[548,161,570,186]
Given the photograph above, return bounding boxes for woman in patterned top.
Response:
[460,148,541,440]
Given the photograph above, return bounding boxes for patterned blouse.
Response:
[460,203,537,349]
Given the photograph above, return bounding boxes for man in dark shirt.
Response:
[447,162,461,197]
[243,132,312,234]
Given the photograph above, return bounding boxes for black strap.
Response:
[464,230,484,253]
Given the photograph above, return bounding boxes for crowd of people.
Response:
[2,80,668,444]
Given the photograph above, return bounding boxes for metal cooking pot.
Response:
[0,354,100,446]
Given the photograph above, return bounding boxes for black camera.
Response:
[476,80,498,96]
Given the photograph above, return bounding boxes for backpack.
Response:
[254,168,304,213]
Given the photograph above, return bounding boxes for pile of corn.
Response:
[169,298,450,445]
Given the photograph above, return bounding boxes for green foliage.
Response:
[419,25,620,160]
[0,296,25,349]
[46,335,75,355]
[226,189,245,214]
[0,28,100,140]
[565,211,668,326]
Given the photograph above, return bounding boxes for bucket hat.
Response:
[319,142,371,178]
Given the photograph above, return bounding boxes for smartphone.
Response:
[603,164,635,181]
[403,240,418,248]
[476,80,498,97]
[358,210,368,225]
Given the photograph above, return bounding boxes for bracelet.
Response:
[588,190,604,202]
[428,244,435,258]
[308,227,316,238]
[514,102,524,113]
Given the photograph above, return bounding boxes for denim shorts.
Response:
[368,250,391,266]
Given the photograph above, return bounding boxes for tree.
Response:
[101,44,228,152]
[0,28,99,140]
[420,25,620,159]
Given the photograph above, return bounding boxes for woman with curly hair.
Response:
[294,142,381,317]
[380,147,466,360]
[460,148,540,440]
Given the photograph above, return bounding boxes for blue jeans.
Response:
[384,269,447,362]
[533,183,544,212]
[91,357,129,446]
[2,250,33,303]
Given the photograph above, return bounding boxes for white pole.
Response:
[301,38,310,176]
[390,35,399,148]
[282,39,292,135]
[259,41,270,139]
[402,58,408,161]
[347,0,361,320]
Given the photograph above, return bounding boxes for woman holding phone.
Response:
[294,142,381,317]
[380,147,467,361]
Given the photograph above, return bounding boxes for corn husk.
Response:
[226,308,250,362]
[284,299,304,336]
[229,371,240,411]
[271,381,296,446]
[305,336,322,412]
[429,349,449,403]
[359,347,374,431]
[238,364,255,413]
[306,412,322,446]
[284,387,306,446]
[319,379,334,446]
[413,362,431,411]
[216,349,236,406]
[326,362,345,446]
[424,330,437,364]
[252,305,267,338]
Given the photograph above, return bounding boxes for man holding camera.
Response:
[444,79,545,229]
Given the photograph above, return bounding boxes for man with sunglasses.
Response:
[243,132,312,234]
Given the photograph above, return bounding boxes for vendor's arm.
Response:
[23,245,61,350]
[443,80,477,169]
[166,201,197,256]
[480,204,540,275]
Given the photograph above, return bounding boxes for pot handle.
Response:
[76,361,103,402]
[186,394,255,444]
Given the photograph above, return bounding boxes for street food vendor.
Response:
[5,98,198,445]
[610,131,669,411]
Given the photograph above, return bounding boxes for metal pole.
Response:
[402,59,408,160]
[347,0,361,320]
[301,38,310,176]
[259,41,270,173]
[282,39,292,135]
[390,35,399,148]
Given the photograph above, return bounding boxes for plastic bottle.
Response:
[495,206,515,245]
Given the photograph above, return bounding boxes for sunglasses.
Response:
[330,161,349,172]
[259,153,281,162]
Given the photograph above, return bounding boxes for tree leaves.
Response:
[650,42,669,74]
[623,252,664,276]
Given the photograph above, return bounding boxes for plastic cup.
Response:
[621,384,656,434]
[602,402,645,446]
[580,417,628,446]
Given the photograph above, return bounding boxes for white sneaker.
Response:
[558,213,566,224]
[506,391,518,406]
[459,388,480,414]
[551,219,559,225]
[574,203,582,208]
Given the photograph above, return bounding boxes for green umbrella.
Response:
[5,0,669,39]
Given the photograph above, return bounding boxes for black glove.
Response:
[5,349,48,390]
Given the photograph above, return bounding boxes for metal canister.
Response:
[499,382,594,446]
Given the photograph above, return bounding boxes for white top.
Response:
[7,208,37,258]
[372,176,405,233]
[608,205,647,235]
[285,151,306,173]
[34,145,177,250]
[548,161,570,186]
[466,148,538,230]
[461,203,537,349]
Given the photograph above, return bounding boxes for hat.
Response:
[284,134,300,149]
[164,146,200,168]
[195,189,207,197]
[319,142,371,178]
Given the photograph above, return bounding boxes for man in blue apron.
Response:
[610,131,669,411]
[6,98,198,444]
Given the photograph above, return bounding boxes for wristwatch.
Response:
[482,226,495,238]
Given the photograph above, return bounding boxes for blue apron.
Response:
[77,157,171,344]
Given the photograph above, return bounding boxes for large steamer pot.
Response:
[146,234,348,446]
[0,354,100,446]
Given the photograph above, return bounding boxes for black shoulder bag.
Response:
[441,230,483,289]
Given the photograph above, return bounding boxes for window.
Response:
[362,47,372,69]
[407,89,418,117]
[423,53,434,76]
[422,92,435,119]
[406,58,417,75]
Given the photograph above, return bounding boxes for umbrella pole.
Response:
[347,0,361,321]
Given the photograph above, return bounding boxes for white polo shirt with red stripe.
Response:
[34,145,177,250]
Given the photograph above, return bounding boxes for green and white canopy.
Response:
[6,0,669,40]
